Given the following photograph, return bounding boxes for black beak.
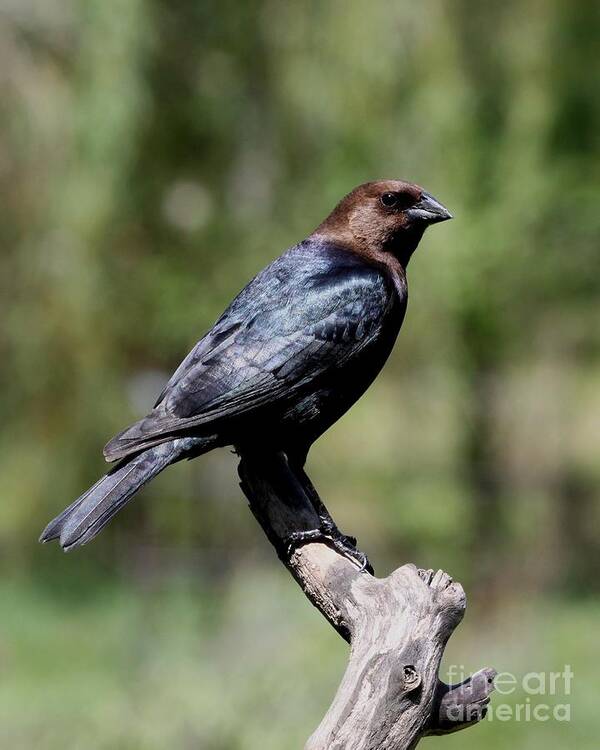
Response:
[406,191,453,225]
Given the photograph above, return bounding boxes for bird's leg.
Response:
[285,461,374,574]
[239,449,373,573]
[284,528,373,573]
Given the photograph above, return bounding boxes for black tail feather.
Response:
[39,477,105,542]
[40,437,208,551]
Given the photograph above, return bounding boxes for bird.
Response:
[40,180,452,553]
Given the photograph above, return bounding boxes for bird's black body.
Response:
[106,239,406,465]
[40,180,451,551]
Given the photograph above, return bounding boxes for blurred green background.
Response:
[1,0,599,747]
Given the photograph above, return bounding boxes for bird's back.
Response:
[104,238,406,461]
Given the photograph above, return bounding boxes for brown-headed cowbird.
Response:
[40,181,451,551]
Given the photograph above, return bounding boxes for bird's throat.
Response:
[387,226,426,268]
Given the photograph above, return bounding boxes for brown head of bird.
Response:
[313,180,452,268]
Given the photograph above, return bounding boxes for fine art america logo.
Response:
[446,665,574,722]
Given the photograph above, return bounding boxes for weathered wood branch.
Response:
[238,451,496,750]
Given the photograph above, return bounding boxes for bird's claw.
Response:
[283,528,373,574]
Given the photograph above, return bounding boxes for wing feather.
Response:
[104,245,395,461]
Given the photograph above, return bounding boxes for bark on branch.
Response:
[238,451,496,750]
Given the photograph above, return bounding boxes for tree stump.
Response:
[238,451,496,750]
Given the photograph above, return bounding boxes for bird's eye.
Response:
[380,192,398,208]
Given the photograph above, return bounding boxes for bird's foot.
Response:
[284,528,373,574]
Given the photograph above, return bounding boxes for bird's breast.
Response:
[279,288,406,441]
